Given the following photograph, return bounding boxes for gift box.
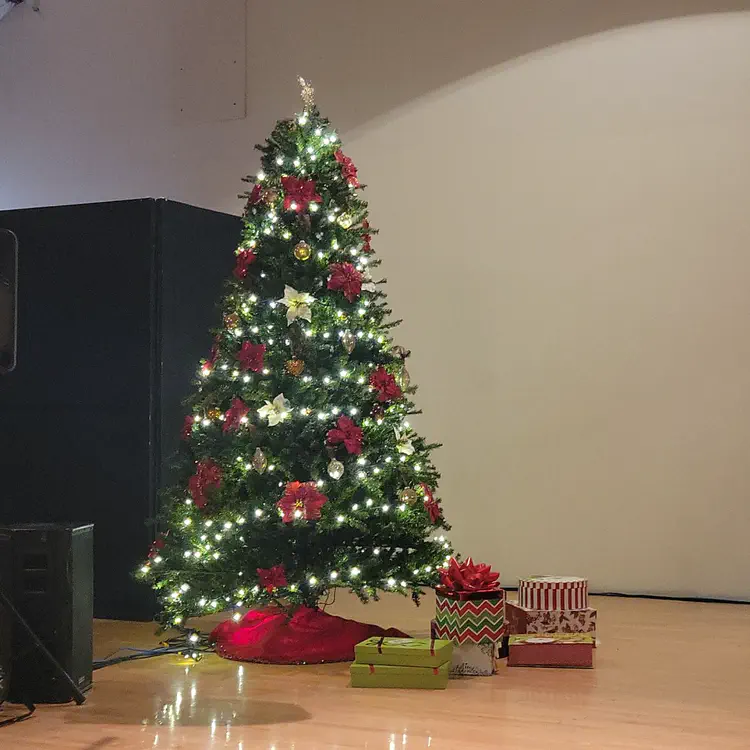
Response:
[354,637,452,669]
[433,557,505,645]
[433,592,506,644]
[430,620,499,676]
[518,576,588,610]
[449,641,498,676]
[505,601,597,637]
[507,633,594,669]
[350,661,449,689]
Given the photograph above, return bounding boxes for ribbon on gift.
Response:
[437,557,500,599]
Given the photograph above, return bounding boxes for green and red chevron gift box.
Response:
[433,558,506,645]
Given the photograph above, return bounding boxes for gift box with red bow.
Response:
[433,558,505,667]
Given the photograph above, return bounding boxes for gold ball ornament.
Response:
[396,366,411,390]
[285,358,305,377]
[251,447,268,474]
[327,459,345,480]
[341,330,356,354]
[293,241,312,261]
[207,408,222,421]
[224,313,240,329]
[399,488,419,506]
[337,213,354,229]
[261,187,280,205]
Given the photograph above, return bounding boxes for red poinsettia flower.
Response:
[281,176,322,212]
[237,341,265,373]
[181,415,194,440]
[233,249,257,279]
[248,183,262,205]
[188,459,222,509]
[420,482,442,524]
[326,415,363,455]
[257,564,287,593]
[277,481,329,523]
[369,367,403,403]
[361,219,373,253]
[334,149,360,188]
[223,397,249,433]
[327,262,363,302]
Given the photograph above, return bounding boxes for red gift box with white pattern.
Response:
[518,576,588,610]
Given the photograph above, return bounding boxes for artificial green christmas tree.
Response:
[139,81,452,656]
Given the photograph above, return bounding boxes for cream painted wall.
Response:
[2,1,750,599]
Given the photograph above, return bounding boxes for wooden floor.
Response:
[2,594,750,749]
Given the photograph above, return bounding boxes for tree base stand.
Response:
[211,605,409,665]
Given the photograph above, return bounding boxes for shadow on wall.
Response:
[248,0,750,132]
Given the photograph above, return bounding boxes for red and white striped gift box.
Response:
[518,576,588,611]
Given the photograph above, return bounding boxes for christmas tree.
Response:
[140,80,452,632]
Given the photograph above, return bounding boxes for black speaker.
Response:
[0,200,240,619]
[0,228,17,374]
[4,523,93,704]
[0,531,11,705]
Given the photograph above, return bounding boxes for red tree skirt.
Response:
[211,605,409,664]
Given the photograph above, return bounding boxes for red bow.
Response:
[233,249,257,279]
[369,367,402,403]
[326,415,363,455]
[257,564,287,593]
[237,341,265,373]
[421,483,442,523]
[277,481,329,523]
[223,397,249,433]
[438,557,500,593]
[327,262,363,302]
[334,149,360,188]
[281,176,322,212]
[188,459,222,509]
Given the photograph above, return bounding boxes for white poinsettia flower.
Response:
[257,393,292,426]
[278,285,315,325]
[394,427,415,456]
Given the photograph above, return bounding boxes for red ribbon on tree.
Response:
[237,341,265,372]
[181,415,194,440]
[188,459,222,509]
[326,415,363,455]
[361,220,373,254]
[257,564,287,593]
[438,557,500,596]
[248,183,262,205]
[281,176,322,212]
[369,367,402,403]
[223,397,249,433]
[334,149,360,188]
[327,262,363,302]
[233,249,257,279]
[420,483,442,524]
[277,481,329,523]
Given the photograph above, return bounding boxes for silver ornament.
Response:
[327,458,345,480]
[341,330,356,355]
[252,447,268,474]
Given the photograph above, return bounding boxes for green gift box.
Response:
[354,637,452,668]
[350,661,449,689]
